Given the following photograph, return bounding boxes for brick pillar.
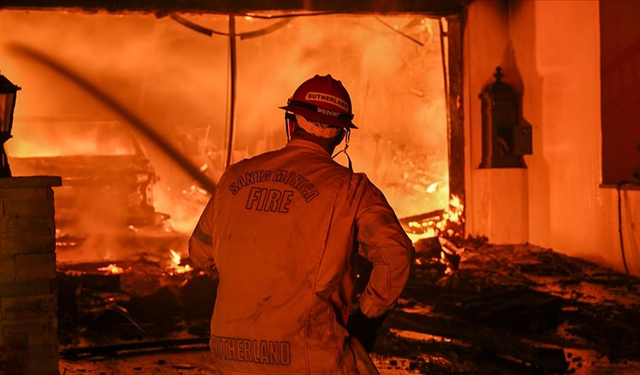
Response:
[0,176,62,375]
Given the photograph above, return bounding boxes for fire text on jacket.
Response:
[229,169,319,203]
[246,187,293,213]
[210,335,291,366]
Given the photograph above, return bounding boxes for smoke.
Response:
[0,10,448,242]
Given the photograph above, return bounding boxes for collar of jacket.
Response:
[285,138,332,157]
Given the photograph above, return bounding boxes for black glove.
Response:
[346,308,388,352]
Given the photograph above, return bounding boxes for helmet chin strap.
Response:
[284,113,296,142]
[332,128,353,171]
[286,114,353,171]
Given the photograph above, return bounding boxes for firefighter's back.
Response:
[209,139,360,375]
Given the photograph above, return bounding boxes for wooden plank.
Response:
[446,13,466,234]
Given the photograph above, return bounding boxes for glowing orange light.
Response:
[170,249,181,264]
[168,249,193,274]
[56,241,78,247]
[98,264,124,274]
[405,194,465,243]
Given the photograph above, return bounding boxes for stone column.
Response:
[0,176,62,375]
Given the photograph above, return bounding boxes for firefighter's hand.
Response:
[347,308,388,353]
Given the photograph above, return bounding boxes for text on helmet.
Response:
[305,92,350,112]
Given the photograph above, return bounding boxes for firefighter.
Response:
[189,74,415,374]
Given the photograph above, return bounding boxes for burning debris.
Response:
[97,264,124,274]
[414,236,462,277]
[168,249,194,275]
[8,119,176,263]
[402,194,465,241]
[395,194,466,280]
[57,249,215,353]
[55,239,640,374]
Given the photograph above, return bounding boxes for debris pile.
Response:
[57,238,640,374]
[378,238,640,374]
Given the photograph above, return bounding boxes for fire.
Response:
[56,240,77,247]
[168,249,193,275]
[170,249,181,264]
[7,120,137,158]
[2,11,450,268]
[406,194,465,243]
[97,264,124,274]
[444,195,463,225]
[426,182,439,193]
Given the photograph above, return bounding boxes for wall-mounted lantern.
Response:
[479,67,532,168]
[0,72,21,178]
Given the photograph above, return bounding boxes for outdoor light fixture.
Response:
[0,72,21,178]
[479,67,532,168]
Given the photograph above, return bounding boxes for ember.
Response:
[167,249,193,275]
[403,194,466,243]
[97,263,124,274]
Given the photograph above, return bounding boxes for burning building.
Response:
[0,0,639,374]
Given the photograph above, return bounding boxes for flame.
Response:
[168,249,193,275]
[98,264,124,274]
[3,12,449,266]
[8,120,137,158]
[170,249,181,264]
[406,194,465,243]
[56,241,78,247]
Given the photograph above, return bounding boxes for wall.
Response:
[0,176,61,375]
[464,0,530,244]
[464,0,640,276]
[600,0,640,185]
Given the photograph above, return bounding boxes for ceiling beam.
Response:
[0,0,472,16]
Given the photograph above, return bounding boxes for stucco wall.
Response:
[464,0,530,244]
[464,0,640,276]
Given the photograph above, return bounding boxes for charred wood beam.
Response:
[399,209,445,228]
[446,13,466,231]
[385,310,569,373]
[0,0,473,16]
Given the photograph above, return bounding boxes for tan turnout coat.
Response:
[189,138,415,374]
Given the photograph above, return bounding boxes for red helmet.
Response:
[279,74,357,129]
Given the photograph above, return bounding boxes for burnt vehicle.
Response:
[7,118,171,249]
